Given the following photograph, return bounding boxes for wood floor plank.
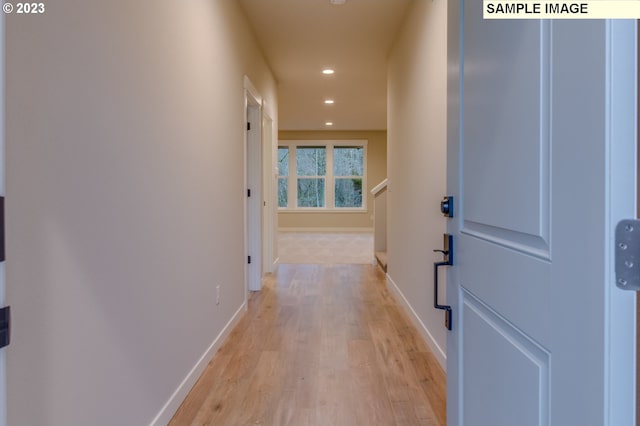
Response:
[385,303,430,355]
[410,351,447,426]
[347,339,396,425]
[233,350,284,425]
[168,352,232,425]
[169,264,446,426]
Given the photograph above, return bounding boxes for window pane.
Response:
[277,147,289,176]
[335,178,362,208]
[278,178,288,207]
[297,178,325,207]
[334,147,363,176]
[296,147,326,176]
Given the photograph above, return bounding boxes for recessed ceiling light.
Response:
[325,122,334,126]
[322,69,335,75]
[324,99,335,104]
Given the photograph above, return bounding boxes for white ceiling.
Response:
[239,0,413,131]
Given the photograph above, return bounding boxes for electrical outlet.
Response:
[216,285,221,305]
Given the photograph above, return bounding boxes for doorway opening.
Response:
[275,134,387,266]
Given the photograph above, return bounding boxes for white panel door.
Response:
[246,98,263,292]
[0,11,6,426]
[446,2,637,425]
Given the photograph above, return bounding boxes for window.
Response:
[296,146,326,207]
[277,147,289,207]
[334,146,363,208]
[278,140,367,211]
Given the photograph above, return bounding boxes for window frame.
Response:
[278,140,368,212]
[276,146,290,208]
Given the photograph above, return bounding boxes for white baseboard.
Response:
[150,302,247,425]
[385,273,447,371]
[278,227,373,234]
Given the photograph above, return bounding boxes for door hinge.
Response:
[0,306,10,349]
[615,219,640,290]
[247,189,251,197]
[248,256,252,264]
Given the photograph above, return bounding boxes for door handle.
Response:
[433,234,453,330]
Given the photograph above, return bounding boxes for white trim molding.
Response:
[243,75,263,106]
[278,227,373,234]
[386,273,446,370]
[150,302,247,425]
[278,209,367,214]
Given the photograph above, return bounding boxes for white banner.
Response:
[483,0,640,19]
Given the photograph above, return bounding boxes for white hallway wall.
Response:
[387,0,448,367]
[6,1,276,424]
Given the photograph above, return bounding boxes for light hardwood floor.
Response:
[170,264,446,426]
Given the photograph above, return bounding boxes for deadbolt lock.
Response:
[441,196,454,218]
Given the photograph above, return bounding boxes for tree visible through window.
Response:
[334,147,363,208]
[278,140,367,210]
[277,147,289,208]
[296,147,326,208]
